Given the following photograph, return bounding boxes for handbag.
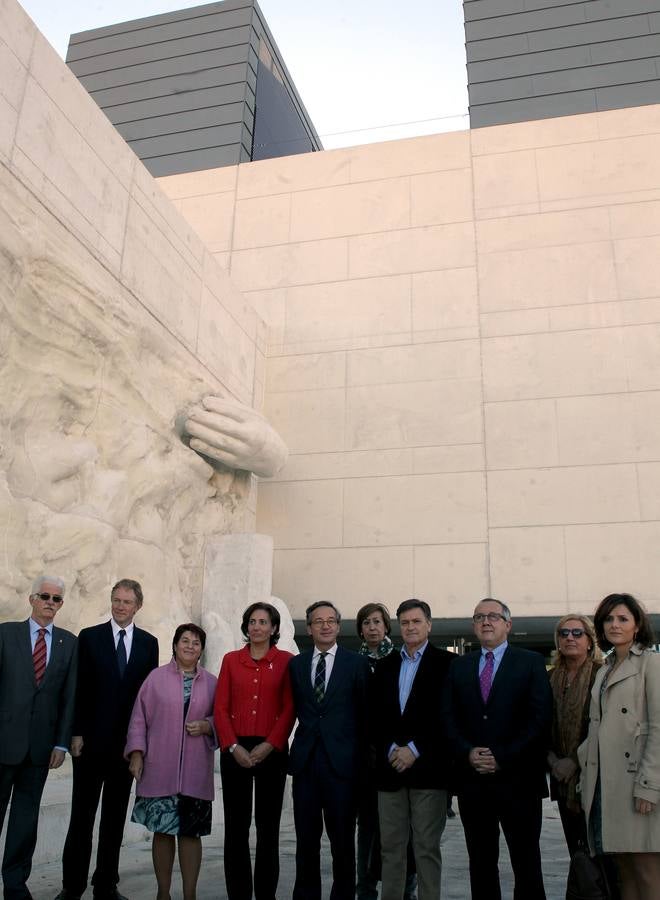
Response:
[566,847,615,900]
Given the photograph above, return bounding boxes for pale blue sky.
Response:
[18,0,469,148]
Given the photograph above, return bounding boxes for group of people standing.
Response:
[0,577,658,900]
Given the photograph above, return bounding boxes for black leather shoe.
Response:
[92,892,128,900]
[53,892,81,900]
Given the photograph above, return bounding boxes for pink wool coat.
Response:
[125,659,217,801]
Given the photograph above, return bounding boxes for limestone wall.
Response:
[159,106,660,620]
[0,0,267,646]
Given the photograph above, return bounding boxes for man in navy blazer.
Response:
[444,598,552,900]
[371,599,455,900]
[0,575,77,900]
[55,579,158,900]
[288,601,369,900]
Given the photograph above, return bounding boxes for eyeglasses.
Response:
[473,613,506,623]
[558,628,585,638]
[310,618,338,627]
[34,592,63,604]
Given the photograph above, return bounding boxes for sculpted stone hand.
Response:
[185,396,288,478]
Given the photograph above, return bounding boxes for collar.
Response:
[239,643,280,666]
[110,619,135,639]
[481,641,508,663]
[29,617,53,636]
[313,643,337,659]
[401,640,428,662]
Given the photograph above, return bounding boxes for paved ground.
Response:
[28,797,570,900]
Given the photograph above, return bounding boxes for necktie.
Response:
[314,652,327,703]
[480,650,494,703]
[33,628,47,685]
[117,629,127,678]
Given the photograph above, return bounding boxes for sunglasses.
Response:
[35,592,63,604]
[558,628,585,638]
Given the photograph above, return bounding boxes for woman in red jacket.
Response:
[214,602,295,900]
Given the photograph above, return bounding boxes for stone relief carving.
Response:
[184,396,288,478]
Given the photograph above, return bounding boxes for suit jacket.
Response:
[370,642,455,791]
[443,644,552,796]
[73,621,159,758]
[288,645,369,780]
[0,619,77,766]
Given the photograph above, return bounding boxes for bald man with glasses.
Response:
[443,598,552,900]
[0,576,77,900]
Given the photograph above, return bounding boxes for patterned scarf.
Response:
[549,657,600,811]
[359,636,394,672]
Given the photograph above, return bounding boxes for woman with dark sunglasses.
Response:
[547,613,602,854]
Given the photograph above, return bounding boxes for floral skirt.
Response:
[132,794,212,837]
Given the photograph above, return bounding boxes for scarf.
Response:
[549,657,600,812]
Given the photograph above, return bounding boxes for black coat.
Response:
[288,645,369,780]
[443,644,552,797]
[370,642,455,791]
[73,621,159,757]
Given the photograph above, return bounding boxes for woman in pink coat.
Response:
[126,623,217,900]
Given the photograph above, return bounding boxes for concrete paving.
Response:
[26,795,570,900]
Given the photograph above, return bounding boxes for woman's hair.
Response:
[355,602,391,638]
[171,622,207,656]
[241,602,281,646]
[593,593,656,651]
[551,613,602,665]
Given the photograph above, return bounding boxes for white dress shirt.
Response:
[311,643,338,689]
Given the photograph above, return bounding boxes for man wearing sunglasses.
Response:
[0,575,77,900]
[443,598,552,899]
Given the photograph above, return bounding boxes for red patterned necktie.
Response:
[480,650,494,703]
[33,627,47,685]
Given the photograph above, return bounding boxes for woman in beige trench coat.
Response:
[578,593,660,900]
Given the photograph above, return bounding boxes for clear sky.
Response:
[18,0,469,149]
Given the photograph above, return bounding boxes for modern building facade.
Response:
[465,0,660,127]
[66,0,321,176]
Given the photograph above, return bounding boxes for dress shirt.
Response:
[111,619,134,660]
[311,643,337,689]
[394,640,428,759]
[29,617,54,663]
[478,640,508,678]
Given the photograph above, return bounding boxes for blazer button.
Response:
[625,752,630,758]
[483,714,488,720]
[621,707,628,713]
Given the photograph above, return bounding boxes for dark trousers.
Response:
[61,752,133,896]
[556,797,588,857]
[0,758,49,900]
[292,747,357,900]
[220,737,287,900]
[458,781,546,900]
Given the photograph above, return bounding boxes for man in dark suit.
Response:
[371,599,455,900]
[444,597,552,900]
[0,575,77,900]
[288,601,369,900]
[55,579,158,900]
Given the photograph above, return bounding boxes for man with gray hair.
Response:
[0,575,77,900]
[443,597,552,900]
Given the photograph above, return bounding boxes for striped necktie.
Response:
[314,652,328,703]
[33,628,47,685]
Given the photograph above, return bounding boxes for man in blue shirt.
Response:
[444,598,552,899]
[370,599,455,900]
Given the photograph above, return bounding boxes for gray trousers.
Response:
[378,787,447,900]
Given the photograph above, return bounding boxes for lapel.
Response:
[101,620,121,678]
[20,620,35,683]
[400,643,431,714]
[603,654,639,692]
[323,645,344,702]
[125,625,143,677]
